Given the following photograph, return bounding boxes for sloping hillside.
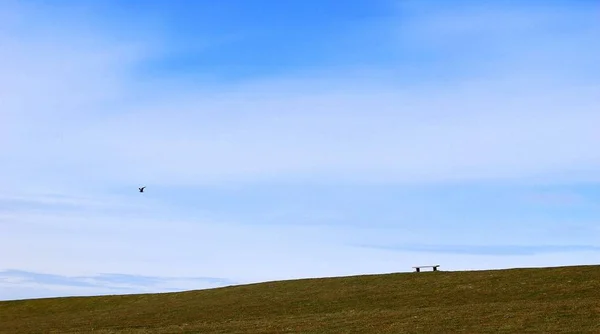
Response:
[1,265,599,333]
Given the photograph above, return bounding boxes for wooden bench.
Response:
[412,265,440,272]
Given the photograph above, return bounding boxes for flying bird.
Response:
[139,186,146,193]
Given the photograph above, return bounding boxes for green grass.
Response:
[1,265,599,333]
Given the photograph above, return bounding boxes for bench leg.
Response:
[415,268,420,272]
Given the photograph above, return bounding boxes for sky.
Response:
[1,0,599,301]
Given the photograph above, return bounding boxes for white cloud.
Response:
[2,1,599,190]
[45,80,600,187]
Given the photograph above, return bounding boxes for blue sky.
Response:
[1,0,599,300]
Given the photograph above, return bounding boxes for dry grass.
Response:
[1,265,599,333]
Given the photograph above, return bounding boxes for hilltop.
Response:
[1,265,599,333]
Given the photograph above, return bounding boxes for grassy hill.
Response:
[1,265,599,333]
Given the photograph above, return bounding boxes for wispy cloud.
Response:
[520,191,592,207]
[358,244,600,256]
[0,270,234,301]
[2,1,599,189]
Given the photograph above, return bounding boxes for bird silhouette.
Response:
[139,186,146,193]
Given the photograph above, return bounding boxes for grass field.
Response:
[1,265,599,333]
